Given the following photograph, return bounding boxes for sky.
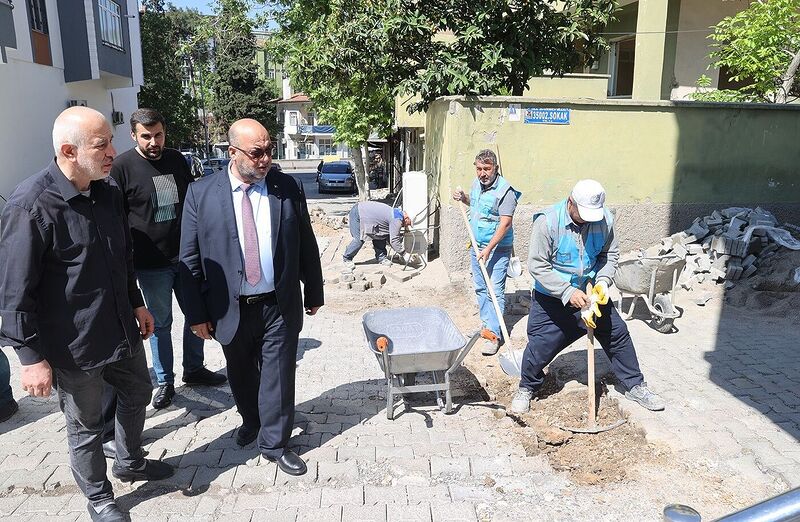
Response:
[164,1,214,14]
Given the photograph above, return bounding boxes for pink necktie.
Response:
[240,184,261,286]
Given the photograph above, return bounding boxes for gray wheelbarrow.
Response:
[363,307,480,420]
[614,254,686,333]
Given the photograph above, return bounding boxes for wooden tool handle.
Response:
[376,336,389,352]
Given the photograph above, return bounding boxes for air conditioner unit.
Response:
[67,99,88,107]
[111,111,125,125]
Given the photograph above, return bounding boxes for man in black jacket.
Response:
[0,107,173,522]
[179,118,324,477]
[111,108,226,411]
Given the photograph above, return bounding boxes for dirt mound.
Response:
[724,248,800,318]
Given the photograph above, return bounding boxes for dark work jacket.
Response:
[0,161,145,370]
[179,167,324,345]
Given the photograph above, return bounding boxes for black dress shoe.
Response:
[236,424,259,447]
[0,400,18,423]
[269,449,307,476]
[151,384,175,409]
[182,367,227,386]
[87,501,129,521]
[111,459,174,483]
[102,440,116,459]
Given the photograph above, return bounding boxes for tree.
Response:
[399,0,618,110]
[138,0,199,147]
[192,0,280,143]
[271,0,616,197]
[691,0,800,103]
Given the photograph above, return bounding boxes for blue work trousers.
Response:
[520,291,644,393]
[136,264,204,385]
[470,246,511,342]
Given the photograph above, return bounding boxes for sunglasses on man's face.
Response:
[230,145,274,160]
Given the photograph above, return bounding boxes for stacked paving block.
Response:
[641,207,787,292]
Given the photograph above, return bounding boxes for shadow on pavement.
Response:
[115,365,495,511]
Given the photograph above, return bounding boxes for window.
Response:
[99,0,124,50]
[27,0,51,66]
[298,142,311,159]
[289,112,298,126]
[317,138,336,157]
[27,0,48,33]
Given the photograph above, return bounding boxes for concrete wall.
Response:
[425,96,800,272]
[525,74,609,100]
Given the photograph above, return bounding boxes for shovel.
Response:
[456,196,522,377]
[556,284,626,434]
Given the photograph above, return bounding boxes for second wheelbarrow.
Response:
[614,254,686,333]
[363,307,480,420]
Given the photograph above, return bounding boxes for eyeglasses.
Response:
[230,145,274,161]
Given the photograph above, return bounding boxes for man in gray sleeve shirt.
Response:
[510,179,665,414]
[342,201,413,268]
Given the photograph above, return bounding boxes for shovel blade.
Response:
[556,418,626,434]
[499,349,524,378]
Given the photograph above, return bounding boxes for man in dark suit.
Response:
[179,118,323,476]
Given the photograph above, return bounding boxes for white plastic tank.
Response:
[402,171,428,259]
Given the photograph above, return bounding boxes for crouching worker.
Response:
[342,201,416,268]
[511,179,665,414]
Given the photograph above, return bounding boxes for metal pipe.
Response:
[663,488,800,522]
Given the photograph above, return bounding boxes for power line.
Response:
[598,28,715,36]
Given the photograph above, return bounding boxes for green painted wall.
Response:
[427,97,800,207]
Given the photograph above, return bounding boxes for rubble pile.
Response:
[638,207,787,291]
[310,207,347,230]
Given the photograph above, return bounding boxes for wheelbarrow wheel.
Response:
[651,294,675,333]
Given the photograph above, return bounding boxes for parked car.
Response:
[317,161,356,194]
[181,152,204,179]
[201,158,230,177]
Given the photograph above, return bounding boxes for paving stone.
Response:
[343,504,387,521]
[232,462,277,488]
[318,460,360,483]
[430,502,477,522]
[278,488,322,509]
[469,456,513,477]
[321,485,364,506]
[190,465,238,490]
[15,493,70,515]
[430,456,470,476]
[376,446,414,460]
[297,505,342,521]
[365,485,407,505]
[0,495,28,516]
[233,493,281,511]
[411,443,451,458]
[337,446,376,462]
[405,485,450,504]
[388,502,432,522]
[179,449,222,467]
[251,508,297,522]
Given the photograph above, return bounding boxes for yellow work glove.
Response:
[580,282,605,329]
[592,280,609,305]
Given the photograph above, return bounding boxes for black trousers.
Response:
[520,291,644,393]
[222,298,298,459]
[54,345,152,505]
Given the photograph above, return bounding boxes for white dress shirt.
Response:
[228,168,275,295]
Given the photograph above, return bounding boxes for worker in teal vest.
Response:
[511,179,666,414]
[453,149,521,356]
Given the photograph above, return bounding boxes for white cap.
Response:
[571,179,606,222]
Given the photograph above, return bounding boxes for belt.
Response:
[239,292,277,305]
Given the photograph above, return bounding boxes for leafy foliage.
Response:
[691,0,800,103]
[192,0,280,141]
[270,0,615,195]
[138,0,199,147]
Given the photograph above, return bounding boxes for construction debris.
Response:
[310,206,348,230]
[631,207,799,296]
